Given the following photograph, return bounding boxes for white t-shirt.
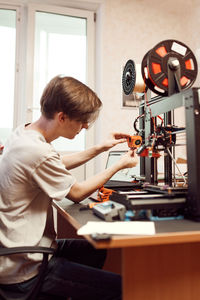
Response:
[0,124,76,284]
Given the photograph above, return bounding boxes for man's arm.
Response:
[61,144,104,170]
[67,150,138,202]
[61,132,130,170]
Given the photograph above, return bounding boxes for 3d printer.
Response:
[110,39,200,221]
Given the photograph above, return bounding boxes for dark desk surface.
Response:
[54,198,99,226]
[53,198,200,248]
[53,198,200,300]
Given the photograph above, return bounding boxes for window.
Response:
[33,10,88,151]
[25,5,95,154]
[0,3,95,178]
[0,8,16,144]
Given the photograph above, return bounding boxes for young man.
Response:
[0,76,138,299]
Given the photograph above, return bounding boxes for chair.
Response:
[0,246,55,300]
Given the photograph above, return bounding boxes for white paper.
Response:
[77,221,155,236]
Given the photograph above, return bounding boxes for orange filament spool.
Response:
[141,39,198,96]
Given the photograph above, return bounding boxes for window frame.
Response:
[25,3,95,120]
[25,4,96,178]
[0,3,25,130]
[0,2,96,178]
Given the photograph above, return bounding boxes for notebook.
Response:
[103,150,141,190]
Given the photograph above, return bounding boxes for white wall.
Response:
[94,0,200,172]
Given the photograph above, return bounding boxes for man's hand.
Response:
[119,149,138,169]
[100,132,130,151]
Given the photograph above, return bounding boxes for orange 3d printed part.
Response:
[97,186,114,202]
[127,135,142,149]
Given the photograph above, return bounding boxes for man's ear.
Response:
[57,112,66,123]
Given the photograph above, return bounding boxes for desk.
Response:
[53,198,200,300]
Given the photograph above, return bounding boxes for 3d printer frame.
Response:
[117,40,200,220]
[139,88,200,220]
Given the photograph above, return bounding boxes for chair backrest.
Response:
[0,246,54,300]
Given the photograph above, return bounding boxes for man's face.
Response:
[61,115,89,139]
